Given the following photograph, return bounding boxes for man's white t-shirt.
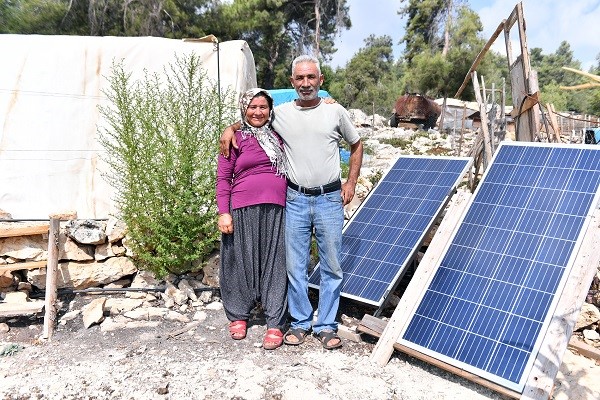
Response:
[272,99,360,188]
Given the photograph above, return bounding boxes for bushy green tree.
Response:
[539,82,569,111]
[400,4,505,99]
[403,50,450,96]
[98,54,236,277]
[0,0,213,37]
[0,0,68,33]
[204,0,351,88]
[529,42,594,113]
[531,42,582,88]
[400,0,449,63]
[327,35,403,116]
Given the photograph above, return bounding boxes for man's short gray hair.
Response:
[291,55,321,75]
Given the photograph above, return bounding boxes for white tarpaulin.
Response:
[0,34,257,219]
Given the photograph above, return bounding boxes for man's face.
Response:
[289,61,324,102]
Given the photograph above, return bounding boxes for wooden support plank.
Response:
[522,210,600,400]
[393,343,521,399]
[510,92,539,118]
[337,324,363,343]
[515,3,531,80]
[0,261,47,273]
[560,83,600,91]
[370,190,472,366]
[568,336,600,362]
[42,217,60,340]
[357,313,387,338]
[527,70,542,140]
[505,1,519,29]
[0,224,49,238]
[454,19,506,98]
[561,67,600,83]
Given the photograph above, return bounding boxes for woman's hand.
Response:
[218,213,233,234]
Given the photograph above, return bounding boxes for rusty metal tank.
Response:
[390,93,441,129]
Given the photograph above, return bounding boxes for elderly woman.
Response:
[216,88,289,350]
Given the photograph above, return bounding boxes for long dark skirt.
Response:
[219,204,287,329]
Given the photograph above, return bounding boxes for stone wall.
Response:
[1,219,135,293]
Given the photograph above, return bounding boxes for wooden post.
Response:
[501,77,507,140]
[459,104,466,156]
[546,103,561,143]
[42,217,60,340]
[452,109,458,154]
[472,71,493,168]
[439,96,447,133]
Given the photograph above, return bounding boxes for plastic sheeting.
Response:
[267,88,330,106]
[0,35,257,219]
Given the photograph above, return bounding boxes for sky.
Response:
[330,0,600,72]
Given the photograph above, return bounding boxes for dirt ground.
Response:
[1,288,599,400]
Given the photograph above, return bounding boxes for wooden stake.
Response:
[472,71,493,168]
[42,217,60,340]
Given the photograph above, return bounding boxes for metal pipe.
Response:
[29,286,220,298]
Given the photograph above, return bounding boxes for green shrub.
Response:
[378,137,413,149]
[369,169,384,186]
[362,142,375,156]
[98,55,236,278]
[341,162,350,179]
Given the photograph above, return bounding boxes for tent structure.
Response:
[0,34,257,219]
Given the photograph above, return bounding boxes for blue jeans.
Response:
[285,187,344,334]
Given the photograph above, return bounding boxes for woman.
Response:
[216,88,289,350]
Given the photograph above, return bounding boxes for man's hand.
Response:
[218,213,233,234]
[340,181,356,206]
[219,122,241,157]
[322,97,337,104]
[341,140,363,206]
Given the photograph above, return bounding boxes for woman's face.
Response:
[245,95,271,128]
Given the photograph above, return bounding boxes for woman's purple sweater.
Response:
[216,130,287,214]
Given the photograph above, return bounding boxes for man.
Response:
[220,55,363,349]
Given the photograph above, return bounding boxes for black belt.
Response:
[287,179,341,196]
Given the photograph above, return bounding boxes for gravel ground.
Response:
[0,291,510,400]
[0,291,598,400]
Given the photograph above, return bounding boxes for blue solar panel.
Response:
[399,142,600,392]
[307,156,472,308]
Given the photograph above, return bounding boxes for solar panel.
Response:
[307,155,472,309]
[399,142,600,392]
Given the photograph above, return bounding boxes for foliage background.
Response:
[2,0,599,115]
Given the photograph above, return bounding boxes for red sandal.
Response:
[228,320,247,340]
[263,328,284,350]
